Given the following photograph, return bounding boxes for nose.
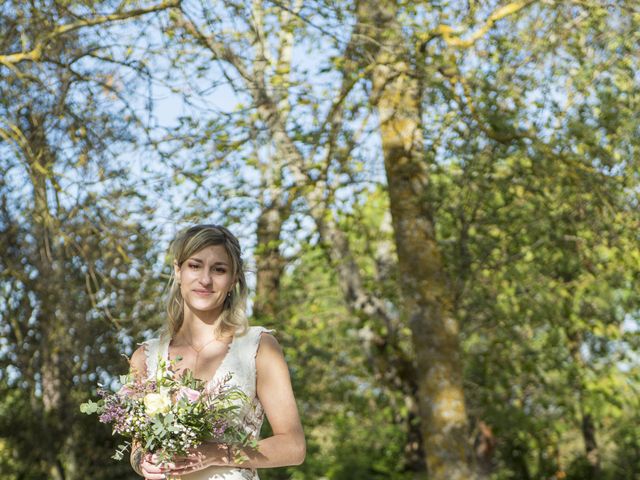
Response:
[198,270,213,286]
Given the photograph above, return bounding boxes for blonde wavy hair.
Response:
[163,224,249,339]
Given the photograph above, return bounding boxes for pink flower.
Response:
[117,385,136,397]
[177,386,201,403]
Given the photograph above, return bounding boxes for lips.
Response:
[193,290,213,295]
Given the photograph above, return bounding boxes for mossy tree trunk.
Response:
[356,0,477,477]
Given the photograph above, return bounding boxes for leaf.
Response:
[80,400,99,414]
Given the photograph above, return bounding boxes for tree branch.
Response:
[0,0,181,67]
[423,0,538,49]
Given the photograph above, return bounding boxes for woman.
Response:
[128,224,305,479]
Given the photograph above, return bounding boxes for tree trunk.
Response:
[254,202,286,321]
[582,413,600,476]
[567,330,601,477]
[24,109,69,480]
[362,3,476,476]
[564,294,601,478]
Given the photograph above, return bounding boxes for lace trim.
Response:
[250,327,276,388]
[139,338,161,381]
[246,327,276,439]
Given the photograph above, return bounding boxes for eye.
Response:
[213,267,226,273]
[188,263,200,270]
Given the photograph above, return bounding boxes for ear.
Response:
[174,261,181,284]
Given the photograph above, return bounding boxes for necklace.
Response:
[187,336,220,354]
[174,335,230,380]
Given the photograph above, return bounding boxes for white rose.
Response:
[144,392,172,416]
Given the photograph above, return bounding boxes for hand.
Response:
[169,442,231,476]
[140,452,175,480]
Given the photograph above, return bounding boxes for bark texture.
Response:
[356,0,477,477]
[375,69,475,479]
[24,109,70,480]
[254,198,286,320]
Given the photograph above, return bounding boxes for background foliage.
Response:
[1,1,638,479]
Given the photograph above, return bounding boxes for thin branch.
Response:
[423,0,538,49]
[266,0,347,45]
[0,0,181,67]
[175,9,256,86]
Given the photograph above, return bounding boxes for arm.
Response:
[130,441,145,477]
[171,333,306,474]
[234,332,306,467]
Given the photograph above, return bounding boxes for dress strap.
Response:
[246,326,276,376]
[139,334,170,381]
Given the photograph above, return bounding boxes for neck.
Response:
[176,305,229,345]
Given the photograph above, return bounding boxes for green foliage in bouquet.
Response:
[81,356,258,465]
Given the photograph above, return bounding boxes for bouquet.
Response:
[80,356,257,465]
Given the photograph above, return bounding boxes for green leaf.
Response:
[80,400,99,414]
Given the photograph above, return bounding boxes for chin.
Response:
[188,299,223,312]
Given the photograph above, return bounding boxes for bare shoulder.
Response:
[257,332,282,354]
[256,332,287,371]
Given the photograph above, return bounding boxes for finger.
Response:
[141,460,166,474]
[145,454,173,470]
[169,460,201,472]
[170,466,196,475]
[141,468,166,478]
[141,455,162,470]
[172,462,206,475]
[144,468,172,477]
[142,472,167,480]
[142,463,171,476]
[170,456,190,464]
[170,462,197,473]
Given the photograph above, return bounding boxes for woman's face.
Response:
[174,244,236,316]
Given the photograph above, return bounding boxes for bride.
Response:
[128,224,305,479]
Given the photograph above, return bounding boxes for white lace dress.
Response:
[141,326,276,480]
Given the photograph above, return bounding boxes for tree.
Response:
[413,1,640,478]
[1,1,180,477]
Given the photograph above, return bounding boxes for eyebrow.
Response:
[188,258,229,266]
